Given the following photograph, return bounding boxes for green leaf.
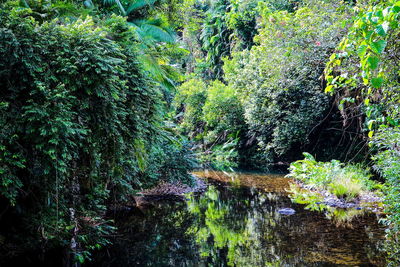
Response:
[368,131,374,138]
[371,77,384,88]
[375,25,386,36]
[367,56,379,70]
[210,35,220,45]
[102,0,126,15]
[112,93,119,100]
[375,22,390,37]
[368,120,375,130]
[77,254,85,264]
[375,10,384,19]
[325,85,334,93]
[302,152,315,161]
[139,23,175,43]
[357,45,368,56]
[370,40,387,54]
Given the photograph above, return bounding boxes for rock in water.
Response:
[278,208,296,215]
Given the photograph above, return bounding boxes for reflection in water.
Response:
[192,170,292,194]
[89,170,387,266]
[288,183,369,226]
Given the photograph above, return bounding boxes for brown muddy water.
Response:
[87,170,388,267]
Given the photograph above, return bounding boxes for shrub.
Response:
[202,81,245,144]
[174,78,208,139]
[144,140,197,187]
[174,79,246,169]
[288,152,378,200]
[371,127,400,264]
[322,0,400,262]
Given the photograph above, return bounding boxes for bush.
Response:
[144,140,197,187]
[288,153,378,201]
[202,81,245,143]
[371,127,400,264]
[328,177,364,201]
[174,78,246,169]
[174,78,208,139]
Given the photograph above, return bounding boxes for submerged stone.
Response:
[278,208,296,215]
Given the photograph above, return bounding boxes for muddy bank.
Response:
[135,176,207,204]
[108,175,208,213]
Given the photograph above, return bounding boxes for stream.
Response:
[88,170,387,266]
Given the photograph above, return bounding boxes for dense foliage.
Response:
[1,0,400,265]
[175,0,359,168]
[288,153,379,201]
[224,0,351,161]
[174,78,245,168]
[0,1,194,263]
[324,0,400,263]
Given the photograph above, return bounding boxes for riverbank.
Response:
[133,175,208,205]
[290,180,384,212]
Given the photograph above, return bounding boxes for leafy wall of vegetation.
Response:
[0,0,194,263]
[174,0,359,168]
[324,0,400,262]
[224,0,351,161]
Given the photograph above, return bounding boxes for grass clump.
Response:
[328,177,364,201]
[287,152,378,201]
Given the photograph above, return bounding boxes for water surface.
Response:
[90,170,387,266]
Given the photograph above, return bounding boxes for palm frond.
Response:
[101,0,126,15]
[126,0,158,15]
[102,0,116,5]
[129,20,175,44]
[140,23,175,43]
[137,53,180,92]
